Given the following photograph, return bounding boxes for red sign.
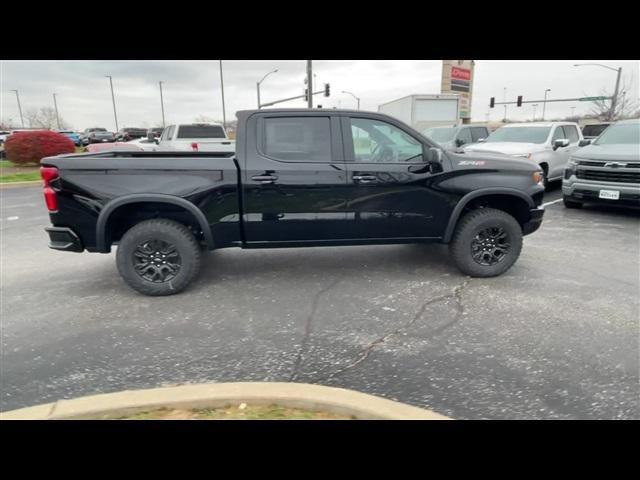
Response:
[451,67,471,81]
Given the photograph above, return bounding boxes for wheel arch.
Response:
[96,194,214,253]
[443,188,535,243]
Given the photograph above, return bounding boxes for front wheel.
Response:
[449,208,523,277]
[116,219,202,296]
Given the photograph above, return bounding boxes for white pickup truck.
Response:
[155,123,235,152]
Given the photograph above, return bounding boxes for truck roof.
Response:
[502,122,579,128]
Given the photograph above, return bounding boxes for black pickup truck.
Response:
[40,109,545,296]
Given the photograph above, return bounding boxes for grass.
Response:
[117,404,355,420]
[0,172,41,183]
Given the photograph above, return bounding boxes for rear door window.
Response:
[263,117,332,162]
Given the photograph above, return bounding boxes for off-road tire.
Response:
[116,219,201,296]
[449,208,523,277]
[563,195,583,209]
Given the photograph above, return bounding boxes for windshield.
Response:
[485,126,551,144]
[593,123,640,145]
[423,127,457,143]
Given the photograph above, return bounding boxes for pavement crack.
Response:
[289,277,343,382]
[316,278,470,383]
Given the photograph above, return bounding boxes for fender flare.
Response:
[96,194,215,253]
[442,188,535,243]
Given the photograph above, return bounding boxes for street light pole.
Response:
[53,93,61,129]
[342,90,361,110]
[573,63,622,121]
[257,69,278,109]
[10,89,24,127]
[159,81,166,128]
[503,87,507,121]
[219,60,226,129]
[105,75,119,132]
[542,89,551,120]
[532,104,538,121]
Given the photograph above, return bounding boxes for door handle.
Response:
[251,175,278,184]
[353,175,377,184]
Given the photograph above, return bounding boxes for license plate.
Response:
[599,189,620,200]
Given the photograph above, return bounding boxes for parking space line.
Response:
[543,198,563,207]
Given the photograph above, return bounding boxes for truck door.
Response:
[341,116,451,240]
[242,114,350,244]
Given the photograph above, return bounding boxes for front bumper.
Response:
[563,177,640,208]
[522,205,544,235]
[45,227,83,252]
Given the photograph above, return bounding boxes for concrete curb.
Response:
[0,382,451,420]
[0,180,41,189]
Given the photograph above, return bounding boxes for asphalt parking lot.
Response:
[1,184,638,419]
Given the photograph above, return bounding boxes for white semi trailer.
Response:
[378,94,461,133]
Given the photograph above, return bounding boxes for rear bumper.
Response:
[45,227,83,252]
[523,205,544,235]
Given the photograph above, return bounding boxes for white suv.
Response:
[156,123,235,152]
[464,122,583,188]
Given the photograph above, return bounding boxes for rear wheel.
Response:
[449,208,523,277]
[116,219,201,296]
[563,195,583,209]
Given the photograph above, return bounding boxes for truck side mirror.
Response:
[553,138,570,150]
[579,139,591,147]
[427,147,443,164]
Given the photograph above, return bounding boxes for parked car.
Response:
[562,119,639,209]
[581,122,613,140]
[82,128,115,145]
[39,108,545,296]
[147,127,164,139]
[157,123,235,152]
[0,130,11,145]
[464,122,583,189]
[116,128,148,142]
[84,142,144,153]
[126,137,158,151]
[423,125,489,150]
[57,130,82,146]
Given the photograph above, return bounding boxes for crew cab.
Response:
[81,127,115,145]
[156,123,235,152]
[40,109,545,296]
[463,122,583,189]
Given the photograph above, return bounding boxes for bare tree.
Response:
[587,77,639,120]
[23,107,71,130]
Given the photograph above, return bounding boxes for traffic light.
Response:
[489,97,495,108]
[304,89,309,102]
[517,95,523,107]
[324,83,330,97]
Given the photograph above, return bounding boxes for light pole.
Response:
[10,89,24,127]
[503,87,507,121]
[257,68,278,109]
[306,60,313,109]
[573,63,622,121]
[532,104,539,121]
[52,93,61,129]
[342,90,361,110]
[219,60,226,129]
[105,75,119,132]
[570,106,576,117]
[542,89,551,120]
[159,81,166,128]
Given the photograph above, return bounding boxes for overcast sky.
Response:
[1,60,638,130]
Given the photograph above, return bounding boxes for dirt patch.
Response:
[117,404,355,420]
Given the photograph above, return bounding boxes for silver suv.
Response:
[562,119,640,209]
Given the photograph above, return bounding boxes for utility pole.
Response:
[542,89,551,120]
[219,60,226,129]
[10,89,24,127]
[159,81,166,127]
[306,60,313,109]
[105,75,119,132]
[532,104,538,121]
[53,93,61,129]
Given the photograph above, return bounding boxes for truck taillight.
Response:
[40,166,59,212]
[191,142,198,151]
